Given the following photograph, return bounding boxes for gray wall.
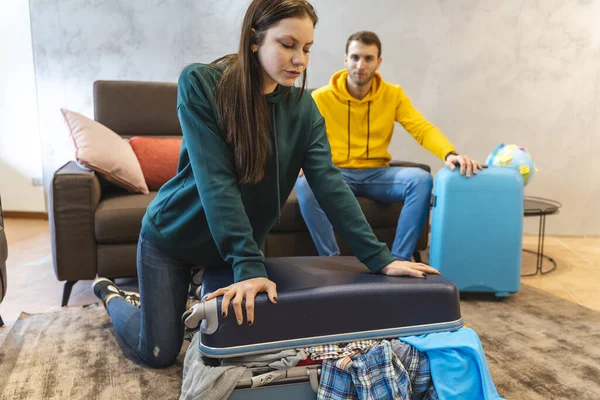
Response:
[30,0,600,235]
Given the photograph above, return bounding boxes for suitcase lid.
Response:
[198,257,463,358]
[433,166,524,196]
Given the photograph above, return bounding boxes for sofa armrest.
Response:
[389,160,431,173]
[49,161,102,281]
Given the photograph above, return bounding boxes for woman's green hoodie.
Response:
[141,63,394,282]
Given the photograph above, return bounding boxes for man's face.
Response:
[344,41,382,86]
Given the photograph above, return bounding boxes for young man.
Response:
[296,31,482,262]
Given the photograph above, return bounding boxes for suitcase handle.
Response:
[182,299,219,334]
[248,366,321,392]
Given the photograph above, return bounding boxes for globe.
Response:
[486,144,537,186]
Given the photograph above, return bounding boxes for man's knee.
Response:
[413,169,433,191]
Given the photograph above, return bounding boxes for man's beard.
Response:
[351,71,375,86]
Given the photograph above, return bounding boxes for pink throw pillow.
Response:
[61,109,149,194]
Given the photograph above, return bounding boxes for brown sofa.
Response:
[1,196,7,326]
[50,80,430,306]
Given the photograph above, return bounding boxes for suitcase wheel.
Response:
[494,292,510,300]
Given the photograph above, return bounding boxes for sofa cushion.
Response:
[129,136,182,191]
[95,189,404,243]
[95,192,157,243]
[94,80,181,137]
[61,108,149,194]
[272,189,404,232]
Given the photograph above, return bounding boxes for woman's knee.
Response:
[141,346,181,369]
[138,323,185,369]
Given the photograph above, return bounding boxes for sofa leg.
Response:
[61,280,78,307]
[0,314,4,327]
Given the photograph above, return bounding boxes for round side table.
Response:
[522,196,562,276]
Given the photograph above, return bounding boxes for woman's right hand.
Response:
[380,260,440,278]
[204,277,278,326]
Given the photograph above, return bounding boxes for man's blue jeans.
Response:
[106,232,193,368]
[295,167,432,261]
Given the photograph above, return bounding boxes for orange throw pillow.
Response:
[129,137,182,191]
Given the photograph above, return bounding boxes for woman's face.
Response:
[254,16,314,94]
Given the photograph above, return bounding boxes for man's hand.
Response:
[204,277,278,326]
[445,154,483,178]
[380,260,440,278]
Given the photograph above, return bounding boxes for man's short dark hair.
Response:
[345,31,382,58]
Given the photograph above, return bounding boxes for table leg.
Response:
[521,213,557,276]
[538,214,557,274]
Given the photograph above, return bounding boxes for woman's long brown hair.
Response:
[212,0,318,184]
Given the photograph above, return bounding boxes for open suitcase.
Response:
[184,256,463,398]
[429,167,524,297]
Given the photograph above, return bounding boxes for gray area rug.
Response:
[460,287,600,399]
[0,304,185,400]
[1,285,599,400]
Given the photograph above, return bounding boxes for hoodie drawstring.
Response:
[272,106,281,224]
[366,101,371,159]
[347,101,351,161]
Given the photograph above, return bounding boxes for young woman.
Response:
[93,0,439,369]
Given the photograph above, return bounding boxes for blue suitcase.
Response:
[429,167,524,297]
[184,256,463,398]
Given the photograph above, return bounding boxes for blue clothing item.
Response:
[400,328,504,400]
[317,341,411,400]
[295,166,432,261]
[106,232,193,368]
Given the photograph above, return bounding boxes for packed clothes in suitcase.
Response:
[429,167,524,298]
[181,256,470,399]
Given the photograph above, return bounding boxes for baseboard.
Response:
[4,211,48,220]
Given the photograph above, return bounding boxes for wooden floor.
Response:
[1,218,600,346]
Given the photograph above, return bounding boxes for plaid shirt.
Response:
[398,342,438,400]
[317,340,411,400]
[308,340,378,361]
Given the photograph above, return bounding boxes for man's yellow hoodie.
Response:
[311,70,456,169]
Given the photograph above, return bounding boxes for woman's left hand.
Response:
[445,154,483,178]
[204,277,277,326]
